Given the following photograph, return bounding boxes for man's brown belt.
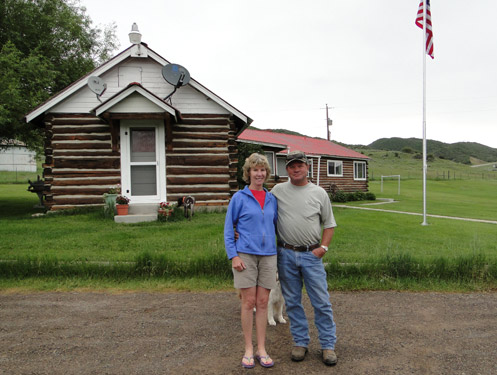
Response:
[278,242,321,252]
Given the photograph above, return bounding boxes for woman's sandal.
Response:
[255,354,274,368]
[241,355,255,369]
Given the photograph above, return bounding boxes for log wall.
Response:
[43,114,119,210]
[166,114,237,206]
[314,158,369,193]
[42,113,239,210]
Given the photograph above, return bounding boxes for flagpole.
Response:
[421,0,428,226]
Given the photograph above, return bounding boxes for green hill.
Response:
[368,137,497,165]
[361,149,497,180]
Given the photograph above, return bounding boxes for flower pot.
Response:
[158,209,172,216]
[116,204,129,216]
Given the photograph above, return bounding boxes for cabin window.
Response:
[308,158,313,178]
[265,152,275,175]
[354,161,367,180]
[276,156,288,177]
[327,160,343,177]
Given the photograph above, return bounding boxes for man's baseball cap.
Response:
[285,150,308,166]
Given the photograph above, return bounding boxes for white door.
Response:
[120,120,166,203]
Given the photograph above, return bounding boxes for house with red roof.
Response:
[238,128,370,192]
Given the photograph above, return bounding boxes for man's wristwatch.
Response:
[320,245,328,252]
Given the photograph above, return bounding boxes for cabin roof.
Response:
[25,43,252,129]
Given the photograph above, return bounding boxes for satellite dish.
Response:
[88,76,107,102]
[162,64,191,87]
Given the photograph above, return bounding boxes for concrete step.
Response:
[128,203,159,215]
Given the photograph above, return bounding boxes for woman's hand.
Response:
[231,256,246,272]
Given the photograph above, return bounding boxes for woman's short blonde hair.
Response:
[242,153,271,184]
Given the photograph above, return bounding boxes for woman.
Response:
[224,153,278,369]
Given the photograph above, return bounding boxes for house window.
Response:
[308,158,313,178]
[327,160,343,177]
[276,156,287,177]
[265,151,275,175]
[354,161,367,180]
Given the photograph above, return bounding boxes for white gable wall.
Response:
[51,58,229,115]
[109,92,166,113]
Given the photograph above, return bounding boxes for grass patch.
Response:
[1,182,497,291]
[350,178,497,221]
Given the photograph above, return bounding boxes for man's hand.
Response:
[312,247,327,259]
[231,256,246,272]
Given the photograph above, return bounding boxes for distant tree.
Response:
[0,0,118,151]
[0,41,56,150]
[402,147,414,154]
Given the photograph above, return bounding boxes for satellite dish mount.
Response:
[162,64,191,102]
[87,76,107,103]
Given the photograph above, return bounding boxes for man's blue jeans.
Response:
[277,246,337,349]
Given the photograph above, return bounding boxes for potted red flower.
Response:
[115,195,130,215]
[158,201,174,220]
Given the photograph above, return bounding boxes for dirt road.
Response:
[1,291,496,374]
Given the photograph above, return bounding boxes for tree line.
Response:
[0,0,118,152]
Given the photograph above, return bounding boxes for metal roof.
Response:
[238,129,369,160]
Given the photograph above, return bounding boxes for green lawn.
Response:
[1,182,496,263]
[0,184,225,261]
[332,206,496,263]
[363,178,497,221]
[1,180,496,290]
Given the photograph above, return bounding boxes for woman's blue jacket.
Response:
[224,186,278,260]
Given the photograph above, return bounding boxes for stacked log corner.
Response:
[42,114,120,211]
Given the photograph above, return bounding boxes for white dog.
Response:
[237,277,287,326]
[267,279,286,326]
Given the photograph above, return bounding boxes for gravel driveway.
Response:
[1,291,496,374]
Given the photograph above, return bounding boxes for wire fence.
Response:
[370,170,497,181]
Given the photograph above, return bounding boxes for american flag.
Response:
[415,0,434,59]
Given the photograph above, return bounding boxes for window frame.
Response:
[276,156,288,177]
[264,151,275,175]
[354,161,367,180]
[327,160,343,177]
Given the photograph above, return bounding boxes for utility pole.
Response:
[326,104,332,141]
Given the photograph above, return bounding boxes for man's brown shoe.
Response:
[291,346,308,362]
[322,349,337,366]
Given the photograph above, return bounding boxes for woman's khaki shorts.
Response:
[232,253,277,290]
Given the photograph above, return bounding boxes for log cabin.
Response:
[24,35,251,212]
[238,129,370,192]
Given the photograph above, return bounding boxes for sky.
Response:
[80,0,497,148]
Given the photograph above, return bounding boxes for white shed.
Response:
[0,141,37,172]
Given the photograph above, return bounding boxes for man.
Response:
[271,150,338,366]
